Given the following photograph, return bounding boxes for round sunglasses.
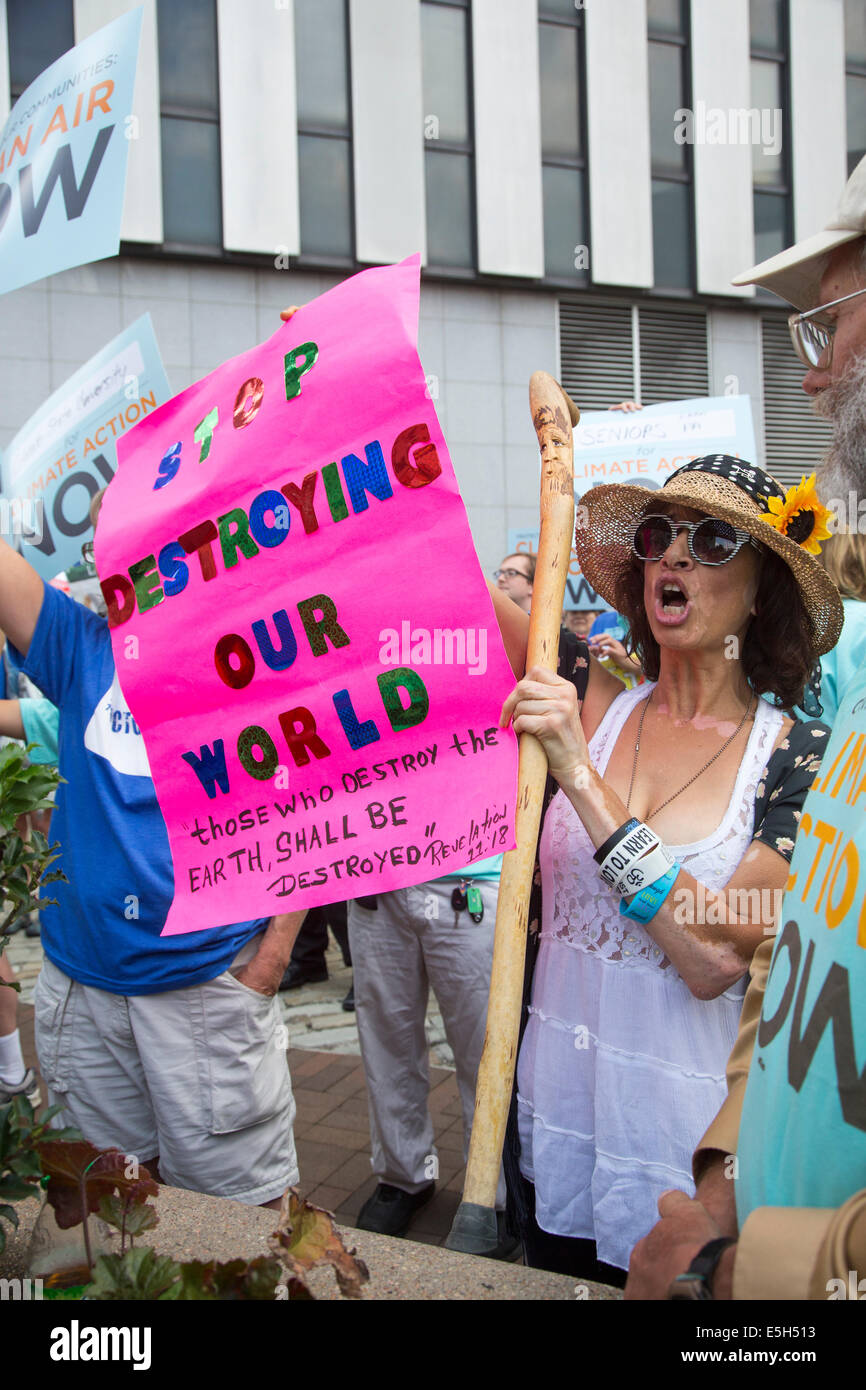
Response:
[632,514,760,566]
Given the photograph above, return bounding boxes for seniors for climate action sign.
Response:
[0,9,142,296]
[1,315,171,581]
[512,395,758,608]
[97,257,519,936]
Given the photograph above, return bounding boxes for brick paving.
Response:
[4,930,471,1246]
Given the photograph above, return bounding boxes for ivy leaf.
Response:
[269,1190,369,1300]
[85,1248,181,1301]
[36,1140,159,1229]
[98,1193,159,1237]
[176,1256,284,1301]
[0,1173,39,1200]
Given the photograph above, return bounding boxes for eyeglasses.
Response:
[632,514,759,566]
[493,568,531,581]
[81,540,95,564]
[788,285,866,369]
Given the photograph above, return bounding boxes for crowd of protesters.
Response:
[3,153,866,1303]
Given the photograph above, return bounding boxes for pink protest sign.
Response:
[96,257,519,936]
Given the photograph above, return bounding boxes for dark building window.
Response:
[7,0,74,99]
[750,0,791,265]
[158,0,223,249]
[648,0,693,290]
[538,0,587,282]
[845,0,866,175]
[294,0,354,262]
[422,0,475,270]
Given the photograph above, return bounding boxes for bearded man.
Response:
[626,155,866,1301]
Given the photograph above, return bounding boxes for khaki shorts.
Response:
[34,942,298,1205]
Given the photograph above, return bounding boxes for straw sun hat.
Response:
[574,454,844,657]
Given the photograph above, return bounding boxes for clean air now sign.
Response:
[0,8,142,296]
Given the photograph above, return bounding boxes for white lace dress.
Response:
[516,681,784,1270]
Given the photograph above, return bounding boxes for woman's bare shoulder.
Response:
[581,655,629,740]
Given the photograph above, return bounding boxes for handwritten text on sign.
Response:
[97,258,518,935]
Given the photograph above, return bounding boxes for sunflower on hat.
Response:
[760,474,834,555]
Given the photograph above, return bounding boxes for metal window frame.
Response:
[646,0,687,40]
[647,0,696,292]
[157,0,224,253]
[749,0,793,258]
[844,0,866,71]
[421,0,477,274]
[292,0,356,269]
[844,1,866,172]
[538,5,589,285]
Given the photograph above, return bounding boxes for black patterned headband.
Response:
[666,455,786,509]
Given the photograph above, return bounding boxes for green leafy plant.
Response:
[0,742,66,938]
[86,1250,293,1301]
[0,1094,80,1254]
[0,1096,369,1299]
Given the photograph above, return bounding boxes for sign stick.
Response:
[446,372,577,1256]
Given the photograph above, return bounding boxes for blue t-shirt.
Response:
[14,582,267,995]
[737,656,866,1222]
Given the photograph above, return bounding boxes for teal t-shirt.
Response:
[737,657,866,1223]
[436,853,502,883]
[814,597,866,726]
[20,696,60,764]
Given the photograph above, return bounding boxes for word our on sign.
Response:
[96,255,519,936]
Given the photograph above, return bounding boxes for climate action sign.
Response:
[96,257,518,936]
[2,314,170,581]
[0,8,142,296]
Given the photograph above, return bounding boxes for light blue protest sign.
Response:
[506,528,610,612]
[572,394,757,496]
[0,8,142,296]
[1,314,171,581]
[510,395,758,606]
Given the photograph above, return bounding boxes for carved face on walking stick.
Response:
[532,401,573,469]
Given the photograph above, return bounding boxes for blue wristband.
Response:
[618,864,679,923]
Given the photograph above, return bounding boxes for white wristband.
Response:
[597,821,660,889]
[611,842,674,897]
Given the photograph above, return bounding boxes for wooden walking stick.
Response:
[446,372,577,1256]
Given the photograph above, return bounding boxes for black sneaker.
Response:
[278,961,328,991]
[341,983,355,1012]
[489,1211,522,1262]
[355,1182,435,1237]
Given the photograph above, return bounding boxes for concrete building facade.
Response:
[0,0,862,572]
